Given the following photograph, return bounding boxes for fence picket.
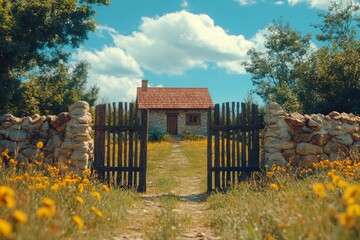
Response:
[207,102,263,192]
[94,102,147,192]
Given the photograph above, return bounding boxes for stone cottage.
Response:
[137,80,213,135]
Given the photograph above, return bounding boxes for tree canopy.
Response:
[0,0,109,115]
[243,18,312,112]
[244,1,360,114]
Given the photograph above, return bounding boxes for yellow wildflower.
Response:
[75,196,85,205]
[0,219,13,238]
[313,183,326,198]
[0,185,15,209]
[266,171,274,178]
[90,206,104,218]
[51,183,60,193]
[332,175,341,185]
[91,191,101,201]
[36,207,53,219]
[269,183,279,191]
[82,178,90,185]
[338,212,355,228]
[36,141,43,149]
[78,184,85,193]
[12,210,28,223]
[338,180,350,189]
[102,185,110,193]
[42,197,56,215]
[343,184,360,205]
[346,204,360,217]
[8,159,17,166]
[72,215,84,230]
[326,183,336,192]
[82,169,91,177]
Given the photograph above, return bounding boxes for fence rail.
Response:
[207,102,264,192]
[94,102,148,192]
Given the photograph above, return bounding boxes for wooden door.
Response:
[167,114,178,135]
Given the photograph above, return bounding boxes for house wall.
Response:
[148,109,208,135]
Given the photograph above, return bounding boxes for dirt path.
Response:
[114,140,220,240]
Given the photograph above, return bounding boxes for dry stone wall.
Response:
[263,102,360,167]
[0,101,93,173]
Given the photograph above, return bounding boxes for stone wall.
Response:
[149,109,208,135]
[263,102,360,167]
[0,101,93,172]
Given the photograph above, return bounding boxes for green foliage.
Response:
[149,130,173,142]
[180,132,206,141]
[313,1,360,48]
[297,1,360,114]
[243,18,311,113]
[244,2,360,114]
[298,43,360,114]
[20,61,99,115]
[0,0,109,115]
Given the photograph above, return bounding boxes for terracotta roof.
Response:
[137,87,214,109]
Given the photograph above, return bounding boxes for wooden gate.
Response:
[94,102,148,192]
[207,102,264,192]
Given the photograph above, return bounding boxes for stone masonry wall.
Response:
[149,109,208,135]
[0,101,93,173]
[263,102,360,168]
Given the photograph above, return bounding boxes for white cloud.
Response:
[181,0,189,9]
[72,39,144,102]
[111,11,254,75]
[235,0,257,6]
[274,1,285,5]
[74,11,274,101]
[91,75,141,103]
[287,0,358,9]
[74,46,143,77]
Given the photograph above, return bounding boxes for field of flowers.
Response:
[0,144,139,239]
[1,139,360,239]
[207,155,360,239]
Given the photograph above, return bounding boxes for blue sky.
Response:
[71,0,358,105]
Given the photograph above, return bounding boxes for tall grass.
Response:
[207,156,360,240]
[0,149,140,240]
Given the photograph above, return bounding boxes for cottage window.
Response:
[186,113,201,125]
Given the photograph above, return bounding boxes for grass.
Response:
[144,194,189,240]
[0,149,140,240]
[1,140,360,239]
[207,157,360,240]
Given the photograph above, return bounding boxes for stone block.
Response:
[332,134,353,145]
[296,142,323,155]
[323,141,348,155]
[311,134,331,146]
[69,101,90,112]
[299,155,318,168]
[9,130,27,142]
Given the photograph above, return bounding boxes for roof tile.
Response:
[137,87,214,109]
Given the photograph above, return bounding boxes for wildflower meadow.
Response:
[0,139,360,239]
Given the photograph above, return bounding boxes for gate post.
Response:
[139,109,148,192]
[207,107,212,192]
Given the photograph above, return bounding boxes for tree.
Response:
[243,18,312,112]
[0,0,109,114]
[20,61,99,115]
[313,1,360,48]
[298,1,360,114]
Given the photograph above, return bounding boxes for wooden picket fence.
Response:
[93,102,148,192]
[207,102,264,192]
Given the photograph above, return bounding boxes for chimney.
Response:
[141,80,148,92]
